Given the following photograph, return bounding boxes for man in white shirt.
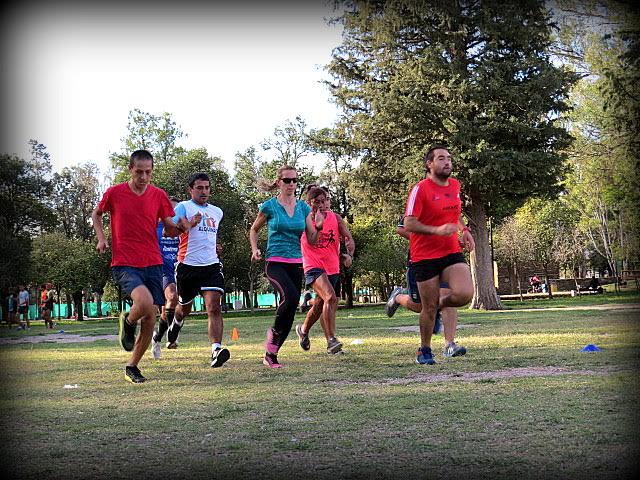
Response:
[165,173,229,368]
[17,285,30,330]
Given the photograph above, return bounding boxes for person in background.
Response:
[17,285,30,330]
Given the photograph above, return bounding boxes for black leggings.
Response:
[265,261,303,346]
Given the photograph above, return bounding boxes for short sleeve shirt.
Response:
[260,197,311,260]
[97,182,175,267]
[404,177,462,262]
[173,200,223,266]
[18,290,29,306]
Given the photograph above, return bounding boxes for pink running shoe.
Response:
[263,352,282,369]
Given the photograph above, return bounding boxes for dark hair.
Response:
[424,144,449,164]
[129,149,154,168]
[169,197,180,203]
[188,172,210,188]
[306,186,328,202]
[306,183,329,194]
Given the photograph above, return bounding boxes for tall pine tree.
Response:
[326,0,577,308]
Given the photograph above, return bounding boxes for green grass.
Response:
[1,292,639,479]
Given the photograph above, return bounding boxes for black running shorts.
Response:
[412,252,467,283]
[176,262,225,305]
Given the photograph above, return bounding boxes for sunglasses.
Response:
[281,177,298,184]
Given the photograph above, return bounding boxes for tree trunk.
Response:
[467,200,504,310]
[344,271,354,309]
[65,292,72,319]
[94,292,103,317]
[515,261,523,302]
[248,282,255,312]
[72,290,84,321]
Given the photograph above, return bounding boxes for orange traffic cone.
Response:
[231,327,239,341]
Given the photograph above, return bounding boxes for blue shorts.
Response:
[112,265,165,306]
[304,268,340,292]
[407,263,450,304]
[162,262,176,290]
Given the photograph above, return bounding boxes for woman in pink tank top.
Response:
[296,187,355,355]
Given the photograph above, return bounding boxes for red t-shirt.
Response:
[404,177,462,262]
[98,182,175,267]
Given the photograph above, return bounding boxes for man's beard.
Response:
[432,169,451,181]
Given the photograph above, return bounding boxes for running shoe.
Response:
[327,337,343,354]
[443,342,467,358]
[151,338,161,359]
[125,365,146,383]
[385,287,403,318]
[415,346,436,365]
[295,324,311,351]
[118,312,136,352]
[211,347,230,368]
[263,352,282,369]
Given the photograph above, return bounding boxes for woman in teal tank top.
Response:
[249,165,324,368]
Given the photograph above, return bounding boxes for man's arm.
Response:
[404,216,458,236]
[91,207,109,253]
[397,225,411,240]
[458,215,475,251]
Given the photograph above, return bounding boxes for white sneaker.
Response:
[151,338,161,359]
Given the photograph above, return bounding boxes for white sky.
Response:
[1,2,344,177]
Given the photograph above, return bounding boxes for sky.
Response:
[1,1,344,177]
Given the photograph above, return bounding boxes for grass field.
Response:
[1,290,639,479]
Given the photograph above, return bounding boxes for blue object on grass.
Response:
[581,344,601,352]
[58,330,65,334]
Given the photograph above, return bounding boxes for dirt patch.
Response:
[329,366,606,386]
[0,333,117,346]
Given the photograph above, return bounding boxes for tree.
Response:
[350,216,407,299]
[0,143,55,293]
[233,147,270,310]
[51,162,101,241]
[326,0,577,309]
[553,0,639,283]
[109,109,186,182]
[494,216,531,300]
[261,116,311,168]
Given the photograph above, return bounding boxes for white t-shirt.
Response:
[18,290,29,306]
[173,200,223,266]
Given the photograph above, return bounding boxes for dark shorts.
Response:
[112,265,165,306]
[305,268,340,292]
[407,264,451,303]
[176,262,225,305]
[18,305,28,315]
[412,253,467,283]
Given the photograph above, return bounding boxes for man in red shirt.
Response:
[92,150,182,383]
[404,145,475,365]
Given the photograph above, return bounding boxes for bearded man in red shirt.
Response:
[403,145,475,365]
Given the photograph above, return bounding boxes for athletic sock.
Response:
[167,318,184,343]
[212,342,222,352]
[165,308,175,325]
[154,319,169,343]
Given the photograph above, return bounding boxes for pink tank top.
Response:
[301,210,341,275]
